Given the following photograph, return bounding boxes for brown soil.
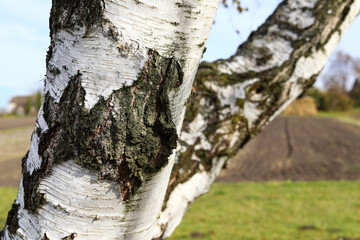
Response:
[217,116,360,182]
[0,117,35,187]
[0,158,22,187]
[0,117,36,130]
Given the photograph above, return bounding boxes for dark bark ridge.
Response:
[50,0,105,35]
[19,50,182,223]
[165,0,356,202]
[1,153,29,236]
[1,203,20,235]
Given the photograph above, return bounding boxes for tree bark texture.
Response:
[159,0,360,238]
[2,0,360,239]
[1,0,219,239]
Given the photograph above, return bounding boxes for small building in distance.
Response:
[8,92,42,116]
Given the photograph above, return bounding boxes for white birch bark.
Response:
[2,0,360,239]
[1,0,219,239]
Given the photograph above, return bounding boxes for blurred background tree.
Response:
[308,51,360,111]
[36,91,42,111]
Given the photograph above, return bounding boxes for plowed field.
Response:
[217,116,360,182]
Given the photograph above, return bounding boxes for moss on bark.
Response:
[21,49,182,214]
[164,0,357,208]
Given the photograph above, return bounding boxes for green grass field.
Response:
[0,187,18,229]
[170,181,360,240]
[1,181,359,239]
[317,107,360,127]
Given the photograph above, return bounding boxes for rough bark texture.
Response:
[24,49,180,213]
[1,0,359,239]
[1,0,219,239]
[159,0,360,238]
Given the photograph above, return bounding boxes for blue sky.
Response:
[204,0,360,62]
[0,0,359,110]
[0,0,51,110]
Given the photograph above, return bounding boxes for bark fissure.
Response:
[3,203,20,235]
[61,232,78,240]
[50,0,105,35]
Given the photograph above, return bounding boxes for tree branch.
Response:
[159,0,360,238]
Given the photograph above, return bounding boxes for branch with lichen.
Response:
[159,0,360,238]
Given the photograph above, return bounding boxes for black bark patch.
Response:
[21,151,47,212]
[22,167,47,212]
[50,0,105,34]
[42,233,50,240]
[341,6,350,21]
[22,49,181,211]
[175,3,192,9]
[62,232,77,240]
[256,53,273,66]
[5,202,20,235]
[46,44,53,66]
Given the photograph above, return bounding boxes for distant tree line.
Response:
[308,51,360,111]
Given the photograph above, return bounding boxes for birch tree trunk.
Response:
[2,0,360,239]
[1,0,219,239]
